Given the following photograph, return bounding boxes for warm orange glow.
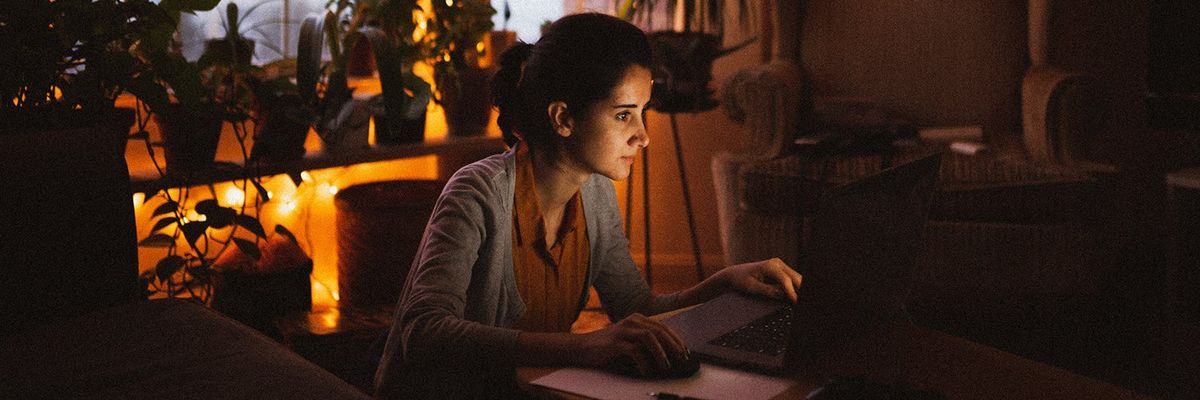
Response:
[124,67,497,310]
[312,279,339,310]
[280,199,298,214]
[224,186,245,207]
[132,193,145,209]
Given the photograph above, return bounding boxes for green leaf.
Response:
[297,15,326,104]
[194,199,220,215]
[288,172,304,188]
[275,225,298,244]
[150,217,179,233]
[138,233,176,248]
[235,215,267,238]
[155,255,186,282]
[181,221,208,246]
[186,265,211,279]
[207,207,236,229]
[153,53,205,108]
[152,201,179,218]
[233,238,262,260]
[252,179,271,202]
[125,75,170,113]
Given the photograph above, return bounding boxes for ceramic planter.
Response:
[156,104,225,175]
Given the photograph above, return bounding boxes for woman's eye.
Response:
[616,112,631,121]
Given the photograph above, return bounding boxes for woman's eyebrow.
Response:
[611,103,639,109]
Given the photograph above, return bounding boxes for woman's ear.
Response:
[546,101,574,138]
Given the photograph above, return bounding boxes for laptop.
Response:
[663,153,942,373]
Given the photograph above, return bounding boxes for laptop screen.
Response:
[788,153,941,364]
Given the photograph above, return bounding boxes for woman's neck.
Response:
[528,145,588,213]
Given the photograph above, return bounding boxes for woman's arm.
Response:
[587,179,802,317]
[664,257,805,308]
[378,172,520,374]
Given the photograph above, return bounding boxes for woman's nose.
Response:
[632,125,649,148]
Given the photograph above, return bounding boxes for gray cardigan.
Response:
[374,146,679,398]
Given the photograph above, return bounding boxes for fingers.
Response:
[764,259,801,303]
[735,258,804,303]
[743,279,784,300]
[614,314,688,372]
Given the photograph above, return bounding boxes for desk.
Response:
[517,320,1147,399]
[1168,167,1200,324]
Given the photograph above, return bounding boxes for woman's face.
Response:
[563,65,652,181]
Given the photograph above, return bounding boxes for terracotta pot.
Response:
[374,111,427,145]
[440,66,493,137]
[203,38,255,66]
[251,93,310,163]
[346,37,377,78]
[156,104,225,175]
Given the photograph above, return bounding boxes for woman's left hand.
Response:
[719,258,804,303]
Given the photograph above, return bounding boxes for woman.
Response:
[373,13,802,399]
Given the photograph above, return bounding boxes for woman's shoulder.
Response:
[440,150,515,203]
[448,151,511,184]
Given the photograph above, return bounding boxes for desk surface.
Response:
[517,320,1147,399]
[1168,166,1200,189]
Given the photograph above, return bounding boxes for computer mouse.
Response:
[603,349,701,380]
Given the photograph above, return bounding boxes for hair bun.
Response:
[492,42,534,146]
[499,42,532,71]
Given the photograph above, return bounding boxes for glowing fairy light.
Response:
[184,209,205,223]
[314,280,340,302]
[476,41,485,53]
[300,171,314,183]
[132,193,145,209]
[224,187,245,207]
[326,184,339,196]
[280,199,298,214]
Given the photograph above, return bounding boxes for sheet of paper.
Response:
[531,363,795,400]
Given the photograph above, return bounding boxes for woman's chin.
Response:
[600,167,632,182]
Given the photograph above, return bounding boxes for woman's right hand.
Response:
[574,313,688,375]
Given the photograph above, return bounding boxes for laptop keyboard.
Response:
[707,305,795,356]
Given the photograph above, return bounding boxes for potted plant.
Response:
[428,0,496,137]
[0,0,211,135]
[248,72,311,163]
[130,3,309,305]
[295,11,370,151]
[618,0,757,113]
[0,0,217,322]
[133,2,264,176]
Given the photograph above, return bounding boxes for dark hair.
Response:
[491,13,653,147]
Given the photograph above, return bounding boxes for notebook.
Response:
[663,153,942,373]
